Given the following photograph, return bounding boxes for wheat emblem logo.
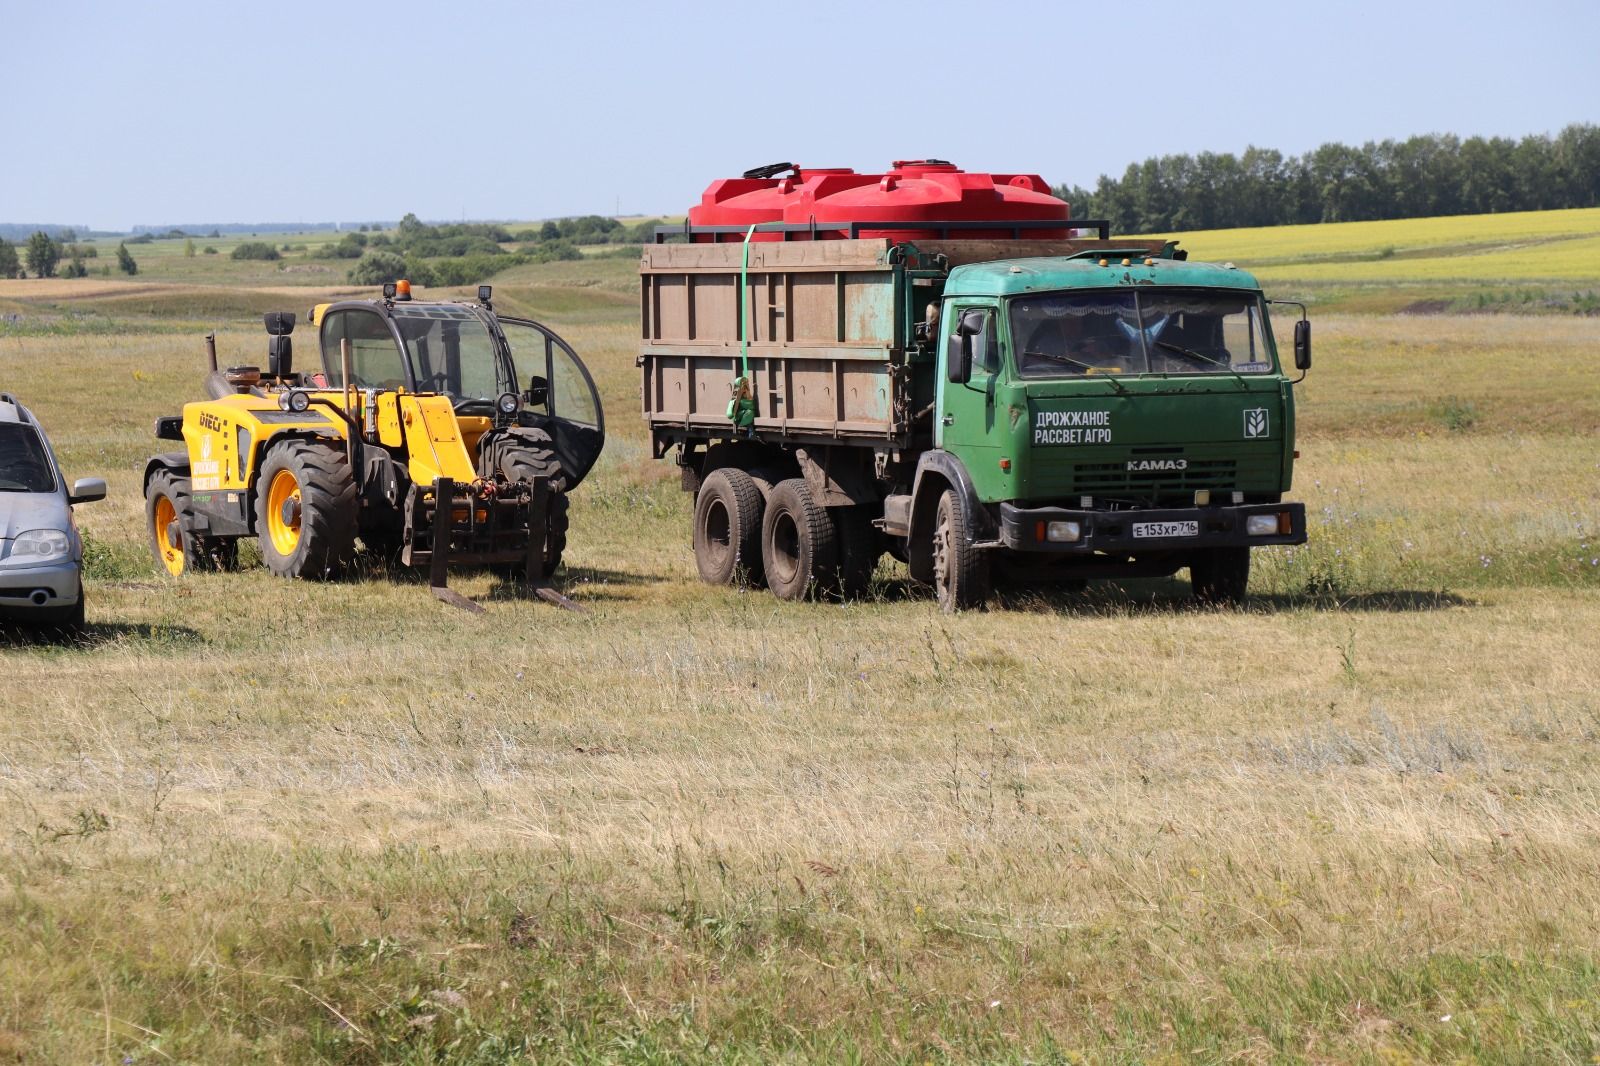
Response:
[1243,408,1268,439]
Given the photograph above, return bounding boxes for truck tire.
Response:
[831,505,880,599]
[493,443,570,578]
[254,440,358,580]
[1190,546,1250,606]
[694,467,765,587]
[146,469,234,576]
[761,478,836,601]
[932,487,990,612]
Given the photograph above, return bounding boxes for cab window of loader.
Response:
[322,309,406,389]
[393,308,504,401]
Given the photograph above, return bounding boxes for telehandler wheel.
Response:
[145,470,234,576]
[830,505,880,600]
[254,441,357,580]
[1190,546,1250,606]
[693,468,765,587]
[761,478,836,601]
[931,487,990,613]
[492,443,569,578]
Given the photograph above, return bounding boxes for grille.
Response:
[1071,458,1237,495]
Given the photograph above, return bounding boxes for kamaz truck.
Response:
[640,161,1309,610]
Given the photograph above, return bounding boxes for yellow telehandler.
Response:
[143,282,603,607]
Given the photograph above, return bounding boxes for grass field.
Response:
[2,209,1598,1064]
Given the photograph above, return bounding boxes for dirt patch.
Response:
[1398,299,1453,315]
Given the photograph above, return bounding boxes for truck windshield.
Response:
[0,424,57,493]
[392,305,508,401]
[1012,290,1273,378]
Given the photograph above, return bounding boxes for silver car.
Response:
[0,393,106,634]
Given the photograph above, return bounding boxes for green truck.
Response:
[639,225,1310,611]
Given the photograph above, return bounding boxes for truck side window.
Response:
[322,309,405,388]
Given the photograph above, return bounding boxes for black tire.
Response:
[493,444,569,578]
[932,487,990,612]
[693,467,765,587]
[1190,546,1250,606]
[761,478,836,601]
[146,469,232,575]
[830,505,880,600]
[254,440,358,580]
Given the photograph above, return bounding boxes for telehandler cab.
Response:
[144,282,603,605]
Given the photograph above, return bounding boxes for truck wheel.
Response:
[254,441,357,580]
[932,487,990,612]
[146,470,233,575]
[694,467,765,587]
[761,478,836,601]
[831,505,880,599]
[494,443,569,578]
[1191,547,1250,606]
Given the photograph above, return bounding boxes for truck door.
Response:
[498,317,605,488]
[936,302,1003,471]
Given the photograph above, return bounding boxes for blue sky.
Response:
[4,0,1597,230]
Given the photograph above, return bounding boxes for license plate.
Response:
[1133,520,1198,539]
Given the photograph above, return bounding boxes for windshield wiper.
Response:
[1023,351,1128,394]
[1153,340,1247,387]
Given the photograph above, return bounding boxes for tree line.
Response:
[1054,125,1600,233]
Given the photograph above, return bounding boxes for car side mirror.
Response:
[70,477,107,504]
[948,309,986,384]
[526,375,549,408]
[1293,319,1311,371]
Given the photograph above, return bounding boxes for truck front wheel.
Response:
[1190,546,1250,606]
[761,478,835,601]
[694,467,765,587]
[932,487,990,612]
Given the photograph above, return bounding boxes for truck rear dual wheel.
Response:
[1190,547,1251,606]
[145,470,238,576]
[762,478,836,601]
[694,467,765,587]
[932,487,991,612]
[254,441,358,580]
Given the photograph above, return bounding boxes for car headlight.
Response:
[1045,520,1082,543]
[8,528,71,562]
[1246,514,1280,536]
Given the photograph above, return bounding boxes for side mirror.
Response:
[948,308,986,384]
[69,477,107,504]
[526,374,549,408]
[1293,319,1311,371]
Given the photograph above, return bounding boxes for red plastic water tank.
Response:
[685,161,1070,242]
[688,167,873,241]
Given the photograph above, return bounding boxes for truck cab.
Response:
[928,255,1308,603]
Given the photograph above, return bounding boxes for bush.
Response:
[347,251,436,288]
[328,234,369,259]
[231,242,281,261]
[126,233,154,244]
[116,243,138,276]
[368,233,391,246]
[0,239,19,279]
[202,246,217,255]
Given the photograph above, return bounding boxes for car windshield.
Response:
[0,424,57,493]
[1011,290,1274,377]
[392,305,509,401]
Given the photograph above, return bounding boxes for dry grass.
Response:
[1,264,1598,1063]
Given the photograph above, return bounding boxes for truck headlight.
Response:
[8,528,71,562]
[1046,520,1082,543]
[496,392,522,416]
[1246,514,1279,536]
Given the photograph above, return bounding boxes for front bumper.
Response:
[998,501,1307,553]
[0,558,82,610]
